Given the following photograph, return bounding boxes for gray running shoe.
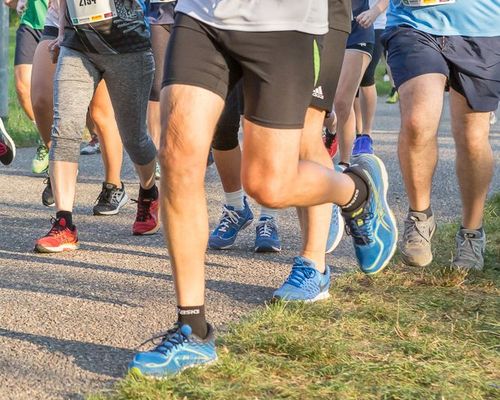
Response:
[93,182,129,216]
[400,211,436,267]
[452,228,486,271]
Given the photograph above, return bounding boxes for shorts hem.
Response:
[244,115,304,130]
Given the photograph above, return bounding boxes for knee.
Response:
[242,171,288,209]
[15,77,30,99]
[333,98,352,120]
[400,115,436,147]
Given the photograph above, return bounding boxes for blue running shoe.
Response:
[255,216,281,252]
[209,197,253,249]
[128,324,217,378]
[326,203,344,254]
[352,134,374,156]
[342,154,398,275]
[273,256,331,302]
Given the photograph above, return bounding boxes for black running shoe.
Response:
[93,182,129,216]
[42,175,55,207]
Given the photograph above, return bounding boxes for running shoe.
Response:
[322,127,338,159]
[342,155,398,275]
[42,174,55,207]
[80,134,100,155]
[209,197,253,249]
[0,118,15,166]
[386,88,399,104]
[155,162,161,180]
[451,228,486,271]
[35,217,79,253]
[352,134,374,156]
[490,112,497,125]
[400,211,436,267]
[207,149,214,167]
[273,256,331,302]
[255,216,281,252]
[93,182,129,216]
[128,323,217,378]
[326,203,344,254]
[31,144,49,174]
[132,192,160,235]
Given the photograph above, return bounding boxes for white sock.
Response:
[259,207,278,221]
[224,189,245,210]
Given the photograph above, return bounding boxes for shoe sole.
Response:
[208,218,253,250]
[0,118,15,165]
[326,207,345,254]
[133,223,161,236]
[34,242,80,253]
[255,245,281,253]
[128,356,218,379]
[359,154,398,276]
[93,194,129,216]
[273,290,330,304]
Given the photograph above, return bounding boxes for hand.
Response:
[48,36,63,64]
[16,0,26,15]
[3,0,18,11]
[356,9,378,29]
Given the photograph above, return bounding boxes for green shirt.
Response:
[20,0,49,30]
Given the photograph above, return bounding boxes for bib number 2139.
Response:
[67,0,117,25]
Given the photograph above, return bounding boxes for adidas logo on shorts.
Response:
[312,86,324,100]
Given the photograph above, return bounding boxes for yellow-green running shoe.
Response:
[386,87,399,104]
[32,145,49,174]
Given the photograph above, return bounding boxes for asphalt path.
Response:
[0,97,498,399]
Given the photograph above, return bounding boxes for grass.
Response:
[90,194,500,400]
[4,26,39,146]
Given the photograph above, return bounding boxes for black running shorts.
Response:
[163,13,323,129]
[15,24,42,65]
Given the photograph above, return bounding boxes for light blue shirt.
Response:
[387,0,500,37]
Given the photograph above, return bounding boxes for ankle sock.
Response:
[410,206,433,218]
[341,171,369,213]
[56,211,74,229]
[259,206,277,221]
[224,189,245,210]
[139,184,158,200]
[178,305,208,338]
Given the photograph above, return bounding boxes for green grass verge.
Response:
[90,194,499,400]
[5,26,39,146]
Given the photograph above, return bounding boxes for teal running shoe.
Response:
[32,144,49,174]
[342,154,398,275]
[209,197,253,249]
[129,324,217,378]
[273,256,331,302]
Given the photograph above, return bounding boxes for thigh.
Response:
[31,40,56,100]
[334,50,371,107]
[310,29,348,114]
[230,30,321,129]
[382,26,449,90]
[150,24,171,102]
[89,80,115,122]
[163,13,236,101]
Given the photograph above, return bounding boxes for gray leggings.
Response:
[50,46,157,165]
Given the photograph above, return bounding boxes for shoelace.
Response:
[95,186,122,205]
[35,145,48,161]
[403,216,431,244]
[256,219,275,238]
[137,325,188,355]
[46,217,67,237]
[132,197,152,222]
[285,266,316,288]
[345,211,374,245]
[0,142,7,156]
[217,207,241,233]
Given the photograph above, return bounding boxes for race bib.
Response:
[67,0,117,25]
[402,0,455,6]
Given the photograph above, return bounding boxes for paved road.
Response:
[0,98,498,399]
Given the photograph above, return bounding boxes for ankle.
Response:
[139,184,158,200]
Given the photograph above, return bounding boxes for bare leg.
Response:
[89,81,123,187]
[398,74,446,211]
[159,85,225,306]
[213,146,242,193]
[148,101,161,149]
[15,64,35,122]
[353,96,363,134]
[31,41,55,147]
[449,89,494,229]
[360,84,377,135]
[333,51,371,164]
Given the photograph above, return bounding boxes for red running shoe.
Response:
[35,218,79,253]
[132,195,160,235]
[322,127,338,159]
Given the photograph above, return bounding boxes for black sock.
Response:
[409,206,433,218]
[139,184,158,200]
[56,211,74,229]
[341,171,369,213]
[178,305,208,339]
